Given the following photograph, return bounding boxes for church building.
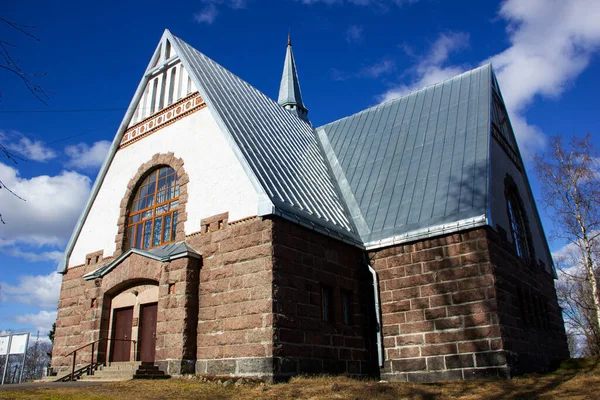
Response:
[50,30,569,382]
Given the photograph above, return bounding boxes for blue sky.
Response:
[1,0,599,337]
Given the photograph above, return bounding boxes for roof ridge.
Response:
[319,63,492,130]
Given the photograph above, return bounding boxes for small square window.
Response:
[168,283,176,295]
[321,286,332,323]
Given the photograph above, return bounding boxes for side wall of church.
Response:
[271,218,378,380]
[370,226,568,382]
[489,139,553,272]
[69,105,260,268]
[487,228,570,374]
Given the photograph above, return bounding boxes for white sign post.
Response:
[0,333,30,385]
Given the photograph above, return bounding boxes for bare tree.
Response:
[535,134,600,355]
[0,17,48,222]
[0,17,49,104]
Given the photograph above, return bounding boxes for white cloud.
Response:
[0,162,91,247]
[14,311,58,335]
[194,0,247,24]
[378,32,469,102]
[0,130,56,162]
[64,140,110,170]
[378,0,600,154]
[194,4,219,24]
[300,0,419,8]
[362,59,395,78]
[345,25,363,44]
[332,59,395,81]
[0,273,61,309]
[2,247,64,263]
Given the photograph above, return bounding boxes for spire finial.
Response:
[288,28,291,46]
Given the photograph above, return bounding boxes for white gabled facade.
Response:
[69,103,260,268]
[65,35,261,269]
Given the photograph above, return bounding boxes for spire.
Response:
[278,31,309,122]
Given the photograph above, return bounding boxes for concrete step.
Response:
[106,362,142,371]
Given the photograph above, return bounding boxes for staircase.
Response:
[79,362,141,381]
[133,362,171,380]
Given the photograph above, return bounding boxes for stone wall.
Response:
[187,216,275,380]
[371,228,507,382]
[370,226,568,382]
[488,229,569,374]
[271,218,378,380]
[51,261,105,373]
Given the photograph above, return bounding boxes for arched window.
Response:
[126,166,180,250]
[506,189,530,262]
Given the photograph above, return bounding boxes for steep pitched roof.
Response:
[170,33,357,242]
[316,65,493,248]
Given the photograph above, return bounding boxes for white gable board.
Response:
[68,106,260,268]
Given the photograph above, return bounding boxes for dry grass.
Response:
[1,358,598,400]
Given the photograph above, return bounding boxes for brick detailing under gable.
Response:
[120,92,206,148]
[115,153,189,259]
[187,216,275,380]
[370,228,508,382]
[271,218,378,380]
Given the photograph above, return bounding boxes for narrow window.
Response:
[507,192,530,262]
[321,286,332,323]
[165,40,172,59]
[342,291,352,325]
[150,78,158,115]
[177,65,184,101]
[167,67,176,106]
[517,287,528,323]
[187,76,192,94]
[158,73,166,111]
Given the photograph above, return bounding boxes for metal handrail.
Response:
[66,338,138,381]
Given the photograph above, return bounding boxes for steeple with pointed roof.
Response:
[278,32,309,122]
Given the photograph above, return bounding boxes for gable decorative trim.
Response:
[114,153,189,259]
[120,92,206,148]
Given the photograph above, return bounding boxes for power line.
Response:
[0,108,130,114]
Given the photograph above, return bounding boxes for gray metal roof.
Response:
[83,242,201,280]
[316,64,492,247]
[170,33,359,243]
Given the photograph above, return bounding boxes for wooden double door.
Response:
[110,303,157,363]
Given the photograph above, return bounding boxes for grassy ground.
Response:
[1,358,598,400]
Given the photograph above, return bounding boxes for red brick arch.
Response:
[114,153,189,258]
